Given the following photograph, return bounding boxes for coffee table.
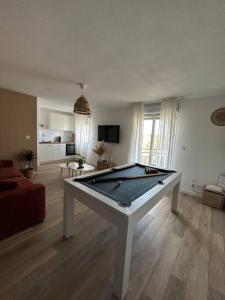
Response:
[68,162,95,176]
[59,163,71,176]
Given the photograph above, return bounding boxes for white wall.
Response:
[40,93,224,199]
[87,107,132,166]
[175,95,225,195]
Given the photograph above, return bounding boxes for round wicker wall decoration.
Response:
[211,107,225,126]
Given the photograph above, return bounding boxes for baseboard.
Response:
[181,189,202,199]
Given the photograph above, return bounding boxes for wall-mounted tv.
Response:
[98,125,120,143]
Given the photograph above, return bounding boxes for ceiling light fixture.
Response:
[73,82,91,115]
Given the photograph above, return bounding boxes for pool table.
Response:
[63,163,182,299]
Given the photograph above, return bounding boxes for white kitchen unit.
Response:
[39,108,49,128]
[38,144,55,162]
[54,144,66,160]
[50,113,65,130]
[63,115,74,131]
[38,143,68,163]
[50,112,74,131]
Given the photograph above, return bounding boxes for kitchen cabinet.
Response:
[38,144,68,163]
[50,112,74,131]
[64,115,74,131]
[50,113,65,130]
[38,144,54,162]
[38,107,49,128]
[54,144,66,160]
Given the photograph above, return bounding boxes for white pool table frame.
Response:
[63,163,182,300]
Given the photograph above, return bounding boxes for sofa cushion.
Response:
[0,182,45,240]
[0,177,32,188]
[13,177,33,187]
[0,167,23,180]
[0,180,18,191]
[0,162,46,240]
[0,160,13,168]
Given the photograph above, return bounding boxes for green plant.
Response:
[77,157,86,164]
[21,149,36,169]
[66,155,86,166]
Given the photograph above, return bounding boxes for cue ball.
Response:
[117,181,122,186]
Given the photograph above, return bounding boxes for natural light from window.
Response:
[141,113,160,165]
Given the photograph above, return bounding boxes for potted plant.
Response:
[20,149,36,178]
[76,156,86,169]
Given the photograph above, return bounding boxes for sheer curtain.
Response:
[74,114,90,158]
[156,98,179,169]
[129,102,144,163]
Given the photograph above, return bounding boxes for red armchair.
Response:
[0,160,45,240]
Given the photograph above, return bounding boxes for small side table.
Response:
[69,162,95,176]
[59,163,71,176]
[202,186,224,209]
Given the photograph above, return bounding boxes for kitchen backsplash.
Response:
[39,128,73,143]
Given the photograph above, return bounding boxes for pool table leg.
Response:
[171,181,180,212]
[113,219,134,300]
[63,185,75,238]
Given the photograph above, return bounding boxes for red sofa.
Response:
[0,160,45,240]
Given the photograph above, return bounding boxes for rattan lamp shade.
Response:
[73,95,91,115]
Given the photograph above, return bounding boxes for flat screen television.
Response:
[98,125,120,143]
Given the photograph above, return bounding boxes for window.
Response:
[141,113,160,165]
[75,115,90,157]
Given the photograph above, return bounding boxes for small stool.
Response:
[202,185,224,209]
[59,163,71,177]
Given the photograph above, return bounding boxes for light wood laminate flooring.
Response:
[0,163,225,300]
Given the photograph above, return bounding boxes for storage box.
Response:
[202,186,224,209]
[97,160,116,170]
[218,174,225,190]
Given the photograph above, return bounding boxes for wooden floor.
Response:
[0,163,225,300]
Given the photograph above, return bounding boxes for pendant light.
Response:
[73,83,91,115]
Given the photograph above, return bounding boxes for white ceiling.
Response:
[0,0,225,108]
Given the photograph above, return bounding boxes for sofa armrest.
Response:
[0,183,45,240]
[0,160,14,168]
[0,183,46,220]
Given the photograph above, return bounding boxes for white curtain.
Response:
[156,98,179,169]
[129,102,144,163]
[74,114,90,158]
